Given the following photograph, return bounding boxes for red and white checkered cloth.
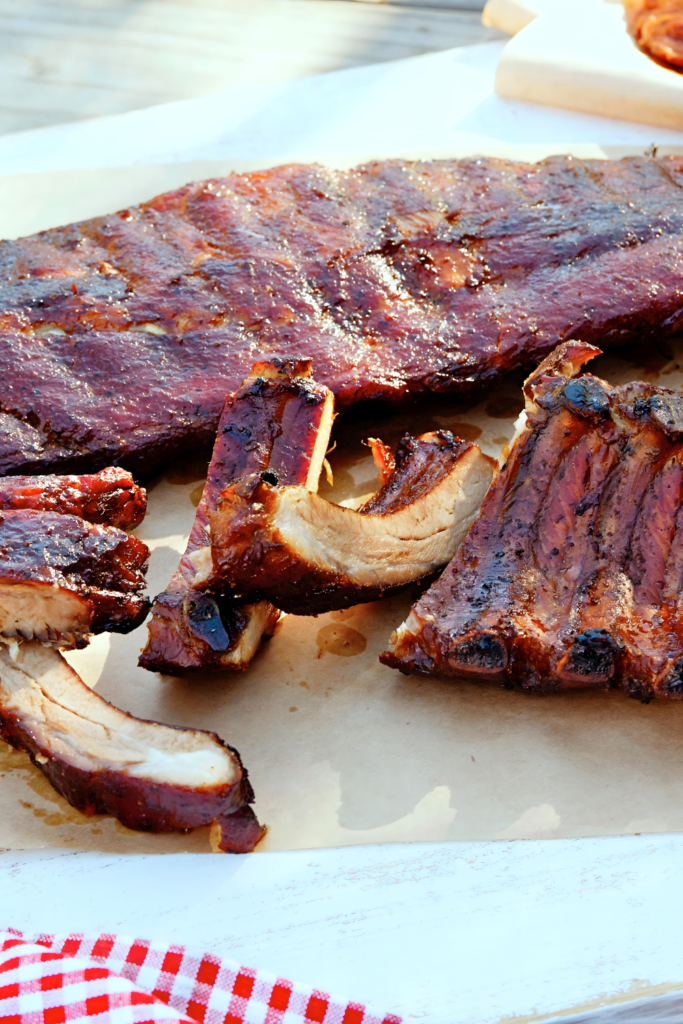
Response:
[0,930,401,1024]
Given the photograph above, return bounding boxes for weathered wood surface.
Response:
[0,0,499,136]
[3,836,683,1023]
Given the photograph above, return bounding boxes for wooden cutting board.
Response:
[491,0,683,131]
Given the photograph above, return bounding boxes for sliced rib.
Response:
[139,359,334,674]
[382,340,683,701]
[203,431,495,615]
[0,510,150,648]
[0,467,146,528]
[5,156,683,476]
[0,641,264,852]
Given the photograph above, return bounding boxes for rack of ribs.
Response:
[3,155,683,477]
[382,340,683,701]
[202,430,494,615]
[139,359,334,674]
[0,641,264,852]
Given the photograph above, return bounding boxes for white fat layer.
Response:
[272,448,494,588]
[221,601,279,666]
[498,410,528,468]
[305,390,335,492]
[129,322,166,335]
[188,546,213,586]
[0,643,237,788]
[0,582,91,644]
[125,747,229,783]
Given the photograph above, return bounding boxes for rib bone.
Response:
[203,431,495,615]
[139,360,334,673]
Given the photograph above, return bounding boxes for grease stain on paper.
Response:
[497,803,561,839]
[189,483,205,507]
[316,623,367,658]
[2,742,106,837]
[258,760,456,851]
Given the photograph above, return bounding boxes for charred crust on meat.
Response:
[555,630,621,684]
[659,658,683,697]
[559,378,611,420]
[447,632,508,676]
[382,340,683,699]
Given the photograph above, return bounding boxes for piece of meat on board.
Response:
[4,155,683,476]
[0,641,264,852]
[203,431,494,615]
[382,341,683,701]
[624,0,683,72]
[139,359,334,674]
[0,467,145,528]
[0,510,150,648]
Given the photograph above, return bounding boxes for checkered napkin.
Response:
[0,930,401,1024]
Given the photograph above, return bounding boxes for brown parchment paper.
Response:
[3,153,683,854]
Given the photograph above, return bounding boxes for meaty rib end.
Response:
[382,341,683,699]
[139,359,334,674]
[0,511,150,648]
[0,467,146,528]
[139,593,279,674]
[0,641,265,851]
[204,431,495,615]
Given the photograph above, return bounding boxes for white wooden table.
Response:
[0,0,499,136]
[3,836,683,1023]
[3,39,683,1024]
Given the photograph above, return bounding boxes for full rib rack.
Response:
[0,641,264,852]
[3,155,683,475]
[382,341,683,701]
[139,359,334,675]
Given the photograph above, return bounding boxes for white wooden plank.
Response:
[2,836,683,1023]
[0,0,501,135]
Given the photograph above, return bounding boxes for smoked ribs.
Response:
[382,341,683,700]
[0,641,264,852]
[0,510,150,648]
[0,467,145,527]
[3,155,683,476]
[203,430,494,615]
[139,359,334,674]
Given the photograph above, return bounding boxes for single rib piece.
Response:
[0,467,146,528]
[382,340,683,701]
[139,359,334,674]
[0,641,264,851]
[5,155,683,475]
[203,431,495,615]
[624,0,683,72]
[0,510,150,648]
